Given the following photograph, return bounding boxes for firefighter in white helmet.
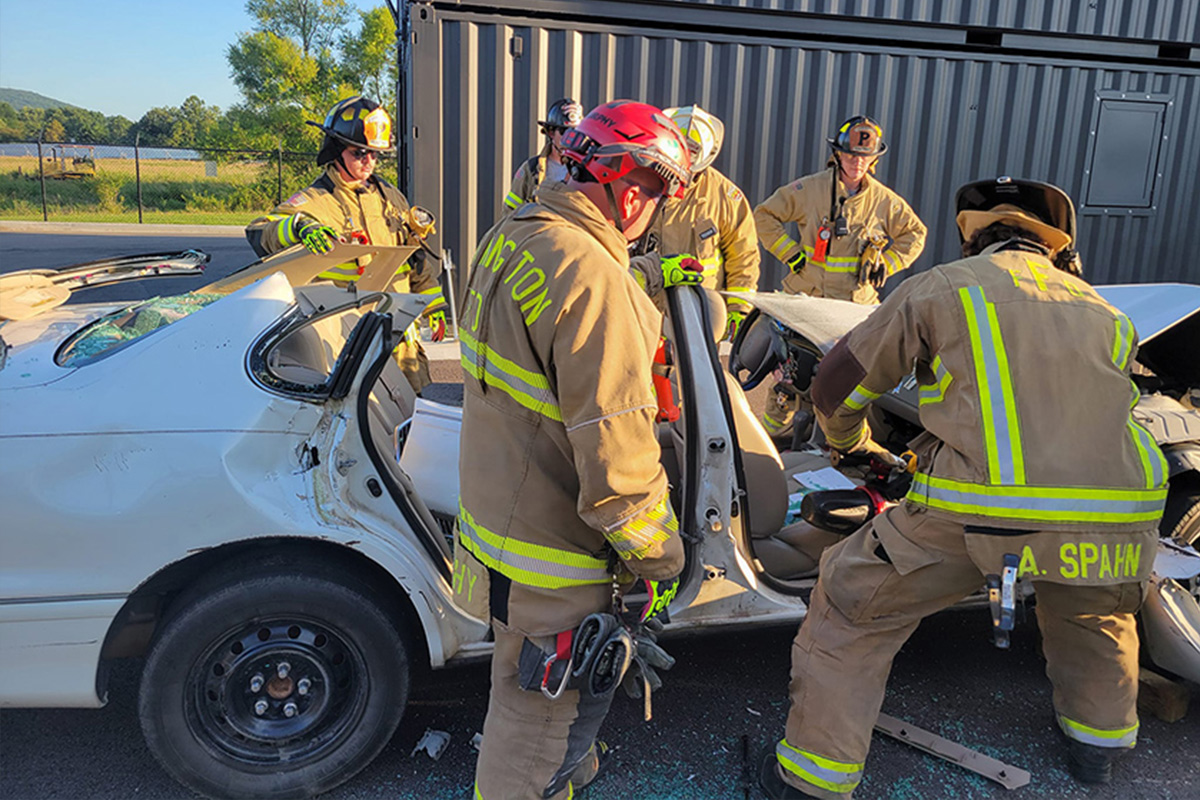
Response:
[760,177,1163,799]
[628,105,760,339]
[457,100,691,799]
[753,115,926,441]
[246,96,447,395]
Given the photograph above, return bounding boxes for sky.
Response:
[0,0,385,120]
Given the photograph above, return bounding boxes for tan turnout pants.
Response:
[475,620,610,799]
[775,503,1143,800]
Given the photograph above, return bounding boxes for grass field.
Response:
[0,154,322,225]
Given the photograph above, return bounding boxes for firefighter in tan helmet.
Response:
[502,97,584,212]
[754,116,927,441]
[245,96,447,395]
[457,100,691,799]
[759,178,1165,799]
[628,105,760,339]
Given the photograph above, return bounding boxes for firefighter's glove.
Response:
[660,254,704,288]
[292,215,338,255]
[786,251,806,275]
[859,234,892,289]
[403,205,437,239]
[428,309,447,343]
[621,626,675,700]
[637,576,679,624]
[725,309,746,341]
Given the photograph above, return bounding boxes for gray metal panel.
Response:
[1085,98,1166,207]
[409,2,1200,296]
[649,0,1200,44]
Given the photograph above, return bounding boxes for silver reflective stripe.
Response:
[844,383,880,411]
[775,740,863,794]
[1058,715,1138,748]
[460,331,562,422]
[960,286,1025,485]
[908,473,1166,523]
[458,503,610,589]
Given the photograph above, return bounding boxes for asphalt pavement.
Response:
[2,226,1198,799]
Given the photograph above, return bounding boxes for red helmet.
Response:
[560,100,692,199]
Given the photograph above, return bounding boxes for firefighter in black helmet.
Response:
[502,98,584,211]
[753,114,927,444]
[246,96,447,395]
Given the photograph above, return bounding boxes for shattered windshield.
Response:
[56,293,224,367]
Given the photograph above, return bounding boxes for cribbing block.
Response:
[1137,666,1190,723]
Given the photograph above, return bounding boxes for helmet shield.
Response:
[664,105,725,175]
[828,115,888,157]
[561,100,692,199]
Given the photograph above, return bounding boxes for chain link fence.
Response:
[0,140,399,226]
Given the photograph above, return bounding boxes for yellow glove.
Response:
[660,254,704,288]
[725,309,746,341]
[859,233,892,289]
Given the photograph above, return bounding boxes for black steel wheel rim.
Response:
[186,615,369,766]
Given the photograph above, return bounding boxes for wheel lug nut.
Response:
[277,661,291,679]
[254,699,269,716]
[249,673,265,693]
[283,702,298,718]
[297,678,311,696]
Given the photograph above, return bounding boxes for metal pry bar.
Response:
[874,713,1031,790]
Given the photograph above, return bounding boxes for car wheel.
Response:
[138,559,410,800]
[1162,473,1200,548]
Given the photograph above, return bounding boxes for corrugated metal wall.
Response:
[408,1,1200,293]
[659,0,1200,44]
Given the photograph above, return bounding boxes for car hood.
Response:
[1096,283,1200,387]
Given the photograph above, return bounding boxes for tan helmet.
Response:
[664,105,725,176]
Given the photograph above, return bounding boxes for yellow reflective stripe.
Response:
[881,248,902,275]
[907,472,1167,523]
[1111,314,1135,370]
[504,191,523,210]
[770,234,797,258]
[457,502,610,589]
[609,494,678,560]
[460,330,562,422]
[1058,715,1138,748]
[761,413,787,434]
[843,383,880,411]
[698,253,722,279]
[801,245,859,273]
[419,285,447,312]
[919,355,953,406]
[775,740,863,794]
[826,420,868,450]
[1128,419,1168,490]
[317,264,361,281]
[276,215,298,247]
[960,286,1025,485]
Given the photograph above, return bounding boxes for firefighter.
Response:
[455,100,691,800]
[502,97,584,212]
[245,95,446,395]
[760,177,1167,799]
[754,116,926,439]
[627,105,760,339]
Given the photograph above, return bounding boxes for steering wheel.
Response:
[727,308,779,390]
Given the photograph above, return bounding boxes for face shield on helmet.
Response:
[560,100,692,200]
[664,105,724,176]
[308,96,395,166]
[955,177,1080,273]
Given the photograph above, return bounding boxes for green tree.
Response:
[133,106,180,146]
[107,115,134,144]
[172,95,222,146]
[340,6,397,109]
[0,101,20,142]
[43,118,66,143]
[245,0,350,58]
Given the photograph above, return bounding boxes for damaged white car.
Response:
[1,246,1197,800]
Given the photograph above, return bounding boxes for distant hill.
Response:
[0,88,79,111]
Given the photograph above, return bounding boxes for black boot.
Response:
[1066,739,1116,785]
[569,740,610,792]
[759,749,821,799]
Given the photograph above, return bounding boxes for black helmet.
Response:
[828,115,888,157]
[538,98,584,134]
[308,96,394,166]
[955,177,1081,274]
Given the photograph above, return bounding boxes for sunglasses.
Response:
[346,148,379,161]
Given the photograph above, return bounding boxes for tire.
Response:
[1161,473,1200,547]
[138,558,411,800]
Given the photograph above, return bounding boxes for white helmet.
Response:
[664,105,724,176]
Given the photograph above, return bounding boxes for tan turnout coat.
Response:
[457,181,685,636]
[812,242,1167,585]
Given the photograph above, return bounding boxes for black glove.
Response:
[621,624,675,701]
[786,251,806,275]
